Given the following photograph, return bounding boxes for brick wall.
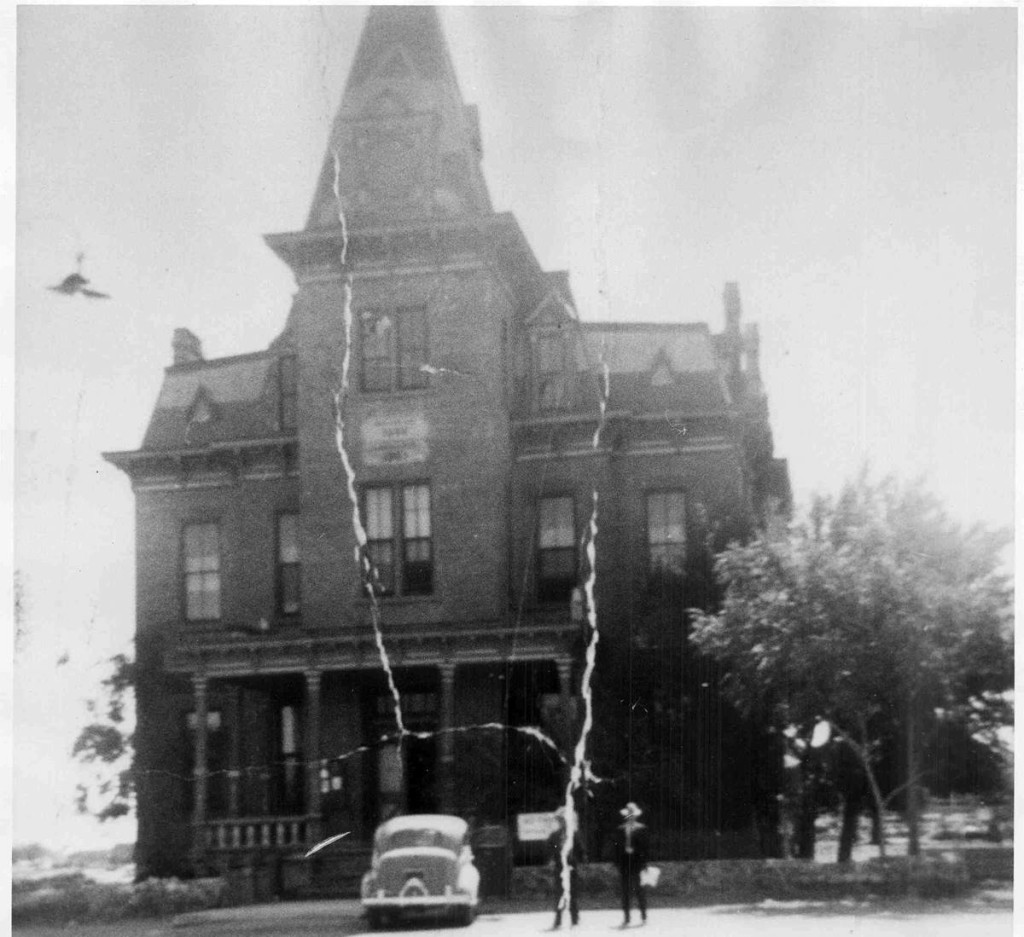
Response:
[294,265,515,631]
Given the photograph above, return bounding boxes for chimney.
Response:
[722,282,742,376]
[723,282,742,336]
[744,323,761,380]
[172,328,203,366]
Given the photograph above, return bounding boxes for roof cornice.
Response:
[103,435,298,471]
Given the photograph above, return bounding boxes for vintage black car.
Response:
[361,814,480,928]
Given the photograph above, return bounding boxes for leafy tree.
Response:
[587,518,785,861]
[12,842,51,863]
[72,653,136,822]
[691,472,1013,860]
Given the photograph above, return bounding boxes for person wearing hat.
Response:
[547,807,583,928]
[612,802,649,926]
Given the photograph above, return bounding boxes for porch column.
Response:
[305,669,322,825]
[556,658,573,712]
[439,662,456,814]
[226,685,241,817]
[556,658,574,750]
[192,674,209,829]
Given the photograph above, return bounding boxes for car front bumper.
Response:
[362,893,477,909]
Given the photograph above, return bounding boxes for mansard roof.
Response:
[511,320,734,423]
[581,322,718,375]
[581,322,729,413]
[141,351,290,450]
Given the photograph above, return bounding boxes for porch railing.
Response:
[201,815,320,851]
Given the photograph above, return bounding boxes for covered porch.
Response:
[167,623,579,878]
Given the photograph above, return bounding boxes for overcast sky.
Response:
[13,5,1016,851]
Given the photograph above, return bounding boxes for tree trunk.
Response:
[869,799,882,845]
[836,722,887,859]
[906,693,920,857]
[755,794,783,858]
[795,783,817,859]
[837,794,860,863]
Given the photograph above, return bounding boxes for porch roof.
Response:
[164,621,578,677]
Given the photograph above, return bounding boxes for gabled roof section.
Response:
[546,271,576,309]
[142,352,287,450]
[526,289,578,328]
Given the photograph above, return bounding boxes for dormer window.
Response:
[191,398,214,424]
[535,333,567,411]
[186,387,218,436]
[651,356,674,387]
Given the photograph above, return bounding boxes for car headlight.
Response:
[457,865,479,894]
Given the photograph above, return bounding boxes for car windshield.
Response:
[380,828,460,853]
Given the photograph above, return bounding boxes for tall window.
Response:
[277,513,300,616]
[647,491,686,575]
[278,355,297,431]
[184,523,220,620]
[397,307,428,390]
[402,484,433,595]
[536,333,566,411]
[365,487,396,594]
[360,306,428,392]
[538,496,576,602]
[363,484,433,596]
[184,710,226,816]
[278,705,303,813]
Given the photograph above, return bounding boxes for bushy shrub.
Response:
[11,874,226,926]
[508,856,975,906]
[11,872,90,896]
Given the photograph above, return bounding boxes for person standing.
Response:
[548,808,582,928]
[612,802,649,926]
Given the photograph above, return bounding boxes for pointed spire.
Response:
[306,6,492,230]
[346,7,457,92]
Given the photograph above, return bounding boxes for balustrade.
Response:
[201,815,319,851]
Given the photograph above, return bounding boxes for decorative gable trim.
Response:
[187,386,219,427]
[371,46,418,84]
[650,349,675,387]
[362,88,413,118]
[526,289,577,328]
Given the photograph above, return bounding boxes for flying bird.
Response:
[49,254,110,299]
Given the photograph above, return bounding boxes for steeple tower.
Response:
[305,6,493,230]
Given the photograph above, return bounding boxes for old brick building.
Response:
[105,7,789,886]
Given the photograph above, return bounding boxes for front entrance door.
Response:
[406,734,438,814]
[377,741,404,823]
[374,734,439,821]
[365,687,440,828]
[321,757,352,836]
